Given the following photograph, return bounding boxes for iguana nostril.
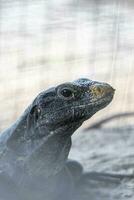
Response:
[90,84,115,97]
[90,86,104,96]
[96,87,102,93]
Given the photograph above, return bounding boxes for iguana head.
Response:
[7,78,115,177]
[28,78,114,136]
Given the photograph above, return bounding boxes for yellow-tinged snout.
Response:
[90,83,115,98]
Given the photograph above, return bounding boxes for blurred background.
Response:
[1,1,134,196]
[0,0,134,131]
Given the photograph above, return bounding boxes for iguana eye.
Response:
[60,88,74,99]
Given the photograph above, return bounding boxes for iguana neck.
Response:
[0,106,30,152]
[0,107,81,178]
[25,122,81,177]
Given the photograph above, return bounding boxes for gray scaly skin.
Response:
[0,78,115,200]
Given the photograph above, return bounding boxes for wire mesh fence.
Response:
[0,0,134,130]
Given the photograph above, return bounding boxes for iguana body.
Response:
[0,78,117,200]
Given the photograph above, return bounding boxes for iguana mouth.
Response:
[72,94,114,109]
[37,93,114,129]
[38,92,114,119]
[71,95,114,122]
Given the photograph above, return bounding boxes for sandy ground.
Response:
[69,126,134,199]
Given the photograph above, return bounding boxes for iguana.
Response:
[0,78,121,200]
